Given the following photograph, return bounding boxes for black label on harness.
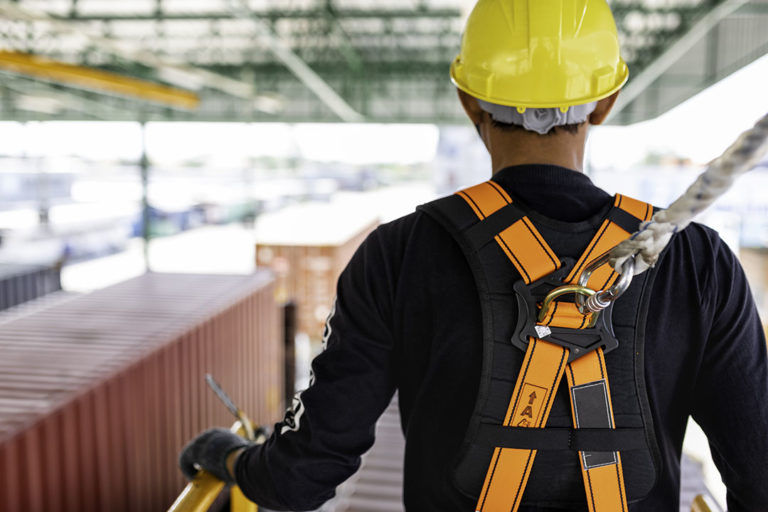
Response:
[571,380,618,470]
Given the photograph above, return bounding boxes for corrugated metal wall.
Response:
[0,263,62,311]
[0,272,282,512]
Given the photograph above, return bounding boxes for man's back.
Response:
[235,165,768,511]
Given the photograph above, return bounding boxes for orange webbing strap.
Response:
[476,339,568,512]
[457,181,560,284]
[460,182,567,512]
[555,195,650,512]
[542,194,650,512]
[546,311,627,512]
[457,180,512,220]
[456,183,652,512]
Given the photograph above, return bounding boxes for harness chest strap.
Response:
[455,181,652,512]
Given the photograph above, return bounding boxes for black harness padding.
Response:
[417,189,662,507]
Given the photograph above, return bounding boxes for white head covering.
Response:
[477,100,598,135]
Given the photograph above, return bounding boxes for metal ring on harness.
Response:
[576,252,636,313]
[537,285,599,327]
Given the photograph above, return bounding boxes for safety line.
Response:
[610,112,768,274]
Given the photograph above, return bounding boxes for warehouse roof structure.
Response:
[0,0,766,124]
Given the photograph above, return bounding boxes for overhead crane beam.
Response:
[228,0,364,123]
[0,1,283,112]
[0,50,199,109]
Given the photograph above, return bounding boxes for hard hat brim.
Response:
[450,56,630,110]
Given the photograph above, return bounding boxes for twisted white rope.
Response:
[609,112,768,275]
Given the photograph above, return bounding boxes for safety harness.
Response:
[418,180,662,511]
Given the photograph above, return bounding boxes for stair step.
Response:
[343,496,404,512]
[356,470,403,485]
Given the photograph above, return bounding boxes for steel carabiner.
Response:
[576,252,635,313]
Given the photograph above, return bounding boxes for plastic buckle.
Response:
[511,259,619,363]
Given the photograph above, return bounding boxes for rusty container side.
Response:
[739,248,768,339]
[256,218,378,340]
[0,272,281,512]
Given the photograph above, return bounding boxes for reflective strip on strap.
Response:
[455,182,649,512]
[566,350,628,512]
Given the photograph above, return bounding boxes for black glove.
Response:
[179,428,251,484]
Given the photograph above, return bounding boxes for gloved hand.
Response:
[179,428,251,484]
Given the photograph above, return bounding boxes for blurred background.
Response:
[0,1,766,511]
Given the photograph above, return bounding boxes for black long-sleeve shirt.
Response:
[236,164,768,511]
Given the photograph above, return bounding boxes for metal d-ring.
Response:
[577,252,636,313]
[537,285,599,327]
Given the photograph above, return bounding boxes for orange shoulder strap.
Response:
[456,181,652,512]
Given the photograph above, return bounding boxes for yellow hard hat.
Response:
[450,0,629,110]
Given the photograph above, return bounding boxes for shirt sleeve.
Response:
[690,239,768,512]
[235,227,398,511]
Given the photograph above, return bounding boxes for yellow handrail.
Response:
[691,494,713,512]
[168,421,257,512]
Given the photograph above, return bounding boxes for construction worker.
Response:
[179,0,768,510]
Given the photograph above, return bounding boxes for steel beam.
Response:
[323,1,364,72]
[610,0,750,120]
[18,35,460,53]
[60,8,460,22]
[0,73,115,119]
[229,0,364,122]
[733,2,768,15]
[0,51,200,109]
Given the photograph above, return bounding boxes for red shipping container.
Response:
[0,272,281,512]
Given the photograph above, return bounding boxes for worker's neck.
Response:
[487,125,588,175]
